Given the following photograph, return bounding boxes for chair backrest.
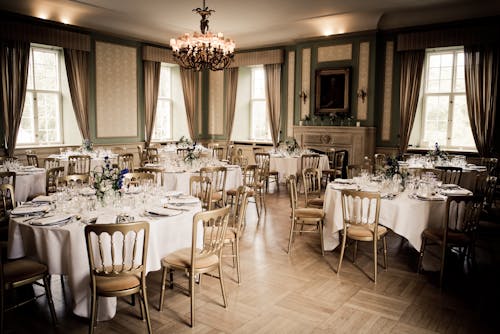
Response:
[302,168,322,206]
[347,164,362,178]
[144,148,159,164]
[334,150,347,177]
[1,184,16,223]
[189,175,212,210]
[193,206,231,267]
[117,153,134,172]
[472,174,497,210]
[340,190,381,233]
[254,152,270,171]
[59,174,90,187]
[137,145,147,166]
[44,157,61,170]
[373,153,386,173]
[232,186,249,234]
[123,172,155,187]
[177,148,189,158]
[435,166,462,184]
[68,155,91,175]
[212,147,225,161]
[419,168,443,180]
[46,167,65,195]
[287,175,299,213]
[26,154,39,167]
[85,221,149,282]
[300,154,321,171]
[242,164,258,187]
[232,148,248,168]
[326,148,336,169]
[443,195,483,237]
[200,166,227,199]
[136,167,164,186]
[225,144,234,162]
[0,172,16,188]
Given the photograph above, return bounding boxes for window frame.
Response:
[249,66,271,142]
[151,63,173,142]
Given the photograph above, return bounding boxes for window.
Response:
[152,64,172,141]
[17,46,63,145]
[410,47,476,150]
[250,66,271,141]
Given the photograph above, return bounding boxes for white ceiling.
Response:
[1,0,499,49]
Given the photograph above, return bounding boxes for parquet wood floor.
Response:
[3,191,500,333]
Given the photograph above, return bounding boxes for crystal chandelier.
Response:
[170,0,235,71]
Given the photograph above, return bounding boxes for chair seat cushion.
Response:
[162,248,219,269]
[295,207,324,219]
[95,274,140,293]
[347,224,388,240]
[422,228,471,245]
[3,259,47,285]
[226,189,237,196]
[307,198,324,207]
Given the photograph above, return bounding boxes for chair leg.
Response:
[373,238,378,283]
[159,266,167,311]
[337,231,347,275]
[89,287,97,334]
[218,263,228,309]
[383,236,388,270]
[189,269,195,327]
[439,244,447,288]
[417,238,426,273]
[43,275,58,325]
[138,292,145,320]
[141,286,152,334]
[236,238,241,284]
[353,241,358,264]
[319,221,324,256]
[287,219,295,254]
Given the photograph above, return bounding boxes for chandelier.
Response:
[170,0,235,71]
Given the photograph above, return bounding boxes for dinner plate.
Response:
[440,184,458,189]
[32,195,56,203]
[30,214,73,226]
[440,189,472,196]
[416,194,446,201]
[11,205,51,215]
[146,207,182,217]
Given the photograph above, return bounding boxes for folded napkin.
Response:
[147,207,181,217]
[30,214,73,226]
[329,183,358,190]
[32,195,55,203]
[11,205,51,215]
[415,194,446,201]
[440,184,459,190]
[164,190,183,197]
[164,204,193,211]
[167,196,200,204]
[333,179,355,184]
[441,188,472,196]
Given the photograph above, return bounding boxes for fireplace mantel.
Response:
[293,126,376,165]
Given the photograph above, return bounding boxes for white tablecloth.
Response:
[14,169,46,202]
[322,187,446,251]
[8,203,202,320]
[162,166,243,194]
[269,155,329,183]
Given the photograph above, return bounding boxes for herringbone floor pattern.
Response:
[4,191,500,333]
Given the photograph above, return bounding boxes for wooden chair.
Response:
[435,166,462,184]
[334,150,348,179]
[85,222,151,334]
[212,147,225,161]
[59,174,90,187]
[158,206,231,327]
[117,153,134,172]
[480,157,498,176]
[347,164,363,178]
[123,172,155,188]
[302,168,324,209]
[300,154,320,171]
[287,175,324,256]
[232,148,248,168]
[177,148,189,159]
[226,164,256,209]
[200,166,227,208]
[417,195,483,288]
[44,157,60,170]
[0,184,16,240]
[321,148,336,184]
[0,172,16,189]
[473,175,497,214]
[145,147,159,161]
[254,152,279,192]
[337,190,387,283]
[373,153,386,174]
[46,167,65,195]
[222,186,249,284]
[136,166,164,186]
[137,145,147,167]
[0,241,57,332]
[26,154,39,167]
[225,144,234,162]
[189,175,212,211]
[67,155,91,175]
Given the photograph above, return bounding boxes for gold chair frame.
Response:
[67,155,91,175]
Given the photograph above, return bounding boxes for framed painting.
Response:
[315,68,350,114]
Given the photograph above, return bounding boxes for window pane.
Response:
[426,53,453,93]
[26,54,34,90]
[152,99,171,141]
[33,49,58,91]
[450,95,475,147]
[158,66,171,98]
[455,52,465,92]
[252,67,265,99]
[423,95,448,145]
[251,100,269,140]
[18,92,36,144]
[37,93,60,143]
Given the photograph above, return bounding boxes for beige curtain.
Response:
[399,50,425,153]
[180,68,198,140]
[1,41,30,157]
[224,67,239,142]
[464,44,499,157]
[143,60,161,146]
[264,64,281,147]
[64,49,90,140]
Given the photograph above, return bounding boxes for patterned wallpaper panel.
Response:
[95,41,138,138]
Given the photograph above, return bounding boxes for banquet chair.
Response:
[158,206,231,327]
[46,167,65,195]
[0,172,16,189]
[473,175,497,214]
[0,184,16,240]
[435,166,462,184]
[189,175,212,211]
[232,148,248,168]
[334,150,348,179]
[200,166,227,208]
[321,148,337,184]
[337,190,387,283]
[212,147,225,161]
[177,148,189,159]
[44,157,60,170]
[302,168,324,209]
[85,221,151,334]
[225,144,234,162]
[123,172,155,188]
[373,153,386,174]
[67,155,91,175]
[300,154,321,171]
[0,241,57,332]
[254,152,279,192]
[26,154,39,167]
[222,186,249,284]
[347,164,363,178]
[59,174,90,187]
[226,164,256,210]
[136,167,164,186]
[417,195,483,288]
[137,145,147,167]
[419,168,443,180]
[117,153,134,172]
[287,175,324,256]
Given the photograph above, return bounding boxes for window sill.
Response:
[407,147,479,156]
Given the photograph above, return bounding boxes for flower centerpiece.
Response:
[184,143,199,165]
[428,142,448,162]
[91,156,128,200]
[81,139,93,152]
[177,135,192,148]
[385,155,409,187]
[284,137,300,154]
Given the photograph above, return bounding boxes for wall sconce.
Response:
[299,90,308,104]
[357,88,367,103]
